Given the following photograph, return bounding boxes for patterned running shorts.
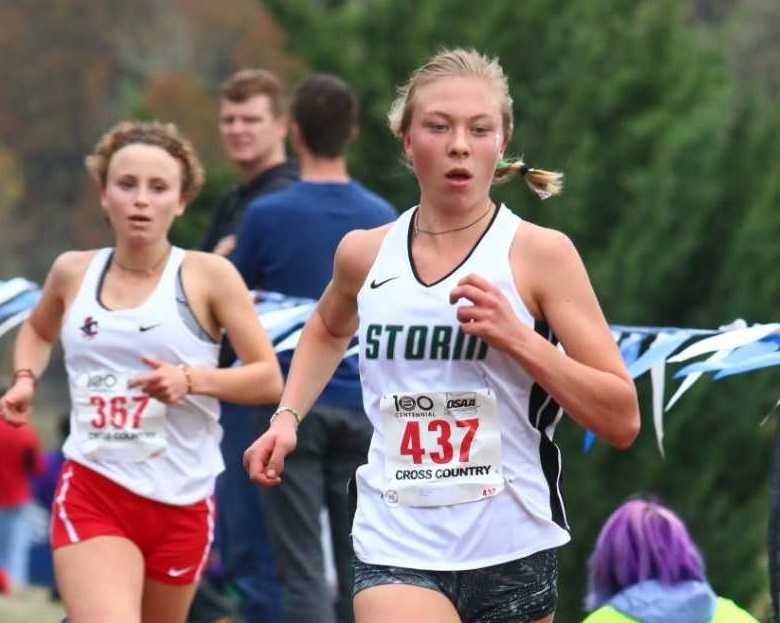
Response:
[353,547,559,622]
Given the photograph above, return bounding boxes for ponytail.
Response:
[495,158,563,200]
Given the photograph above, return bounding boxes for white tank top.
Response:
[353,205,570,570]
[61,247,223,505]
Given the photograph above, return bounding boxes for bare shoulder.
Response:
[182,249,233,271]
[511,222,589,316]
[51,250,96,275]
[513,221,579,266]
[30,251,99,327]
[47,250,98,292]
[334,223,394,294]
[180,250,248,310]
[182,250,241,282]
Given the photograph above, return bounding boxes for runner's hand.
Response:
[449,273,526,353]
[243,415,298,486]
[128,356,189,403]
[0,378,35,426]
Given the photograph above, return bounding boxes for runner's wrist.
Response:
[270,405,302,429]
[12,368,37,389]
[177,364,193,394]
[506,323,537,362]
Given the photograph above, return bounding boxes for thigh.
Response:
[51,462,130,549]
[142,577,198,623]
[461,549,559,623]
[353,558,460,623]
[144,497,214,587]
[54,535,144,623]
[354,584,461,623]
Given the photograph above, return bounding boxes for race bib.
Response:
[381,389,503,507]
[72,371,167,462]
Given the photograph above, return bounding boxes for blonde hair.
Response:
[388,48,562,200]
[85,120,205,202]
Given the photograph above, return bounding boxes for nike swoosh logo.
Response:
[139,324,160,332]
[370,276,399,289]
[167,566,193,577]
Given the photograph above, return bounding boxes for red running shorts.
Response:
[51,460,214,585]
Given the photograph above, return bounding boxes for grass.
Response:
[0,587,65,623]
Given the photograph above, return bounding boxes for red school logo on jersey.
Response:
[80,316,99,339]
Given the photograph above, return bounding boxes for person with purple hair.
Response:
[583,498,757,622]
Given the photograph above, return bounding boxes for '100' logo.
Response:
[87,373,118,390]
[393,394,434,412]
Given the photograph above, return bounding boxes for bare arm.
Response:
[451,226,639,449]
[521,230,639,447]
[244,225,390,485]
[198,254,283,404]
[274,275,363,417]
[0,252,86,425]
[129,253,283,405]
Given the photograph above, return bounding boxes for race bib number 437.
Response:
[381,389,503,507]
[72,371,167,462]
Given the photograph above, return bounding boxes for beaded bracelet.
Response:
[270,406,302,429]
[177,364,193,394]
[12,368,37,387]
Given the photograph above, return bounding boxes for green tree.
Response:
[0,0,301,273]
[0,145,26,276]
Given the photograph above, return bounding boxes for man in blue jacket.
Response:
[233,74,395,623]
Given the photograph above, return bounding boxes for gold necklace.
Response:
[414,202,494,236]
[112,246,171,276]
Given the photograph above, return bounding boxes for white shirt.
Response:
[61,247,223,505]
[353,205,570,570]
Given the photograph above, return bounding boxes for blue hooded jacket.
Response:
[582,580,758,623]
[608,580,716,623]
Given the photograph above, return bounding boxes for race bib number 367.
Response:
[381,388,503,507]
[72,371,167,463]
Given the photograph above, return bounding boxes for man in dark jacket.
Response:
[203,68,298,623]
[200,68,298,256]
[233,74,395,623]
